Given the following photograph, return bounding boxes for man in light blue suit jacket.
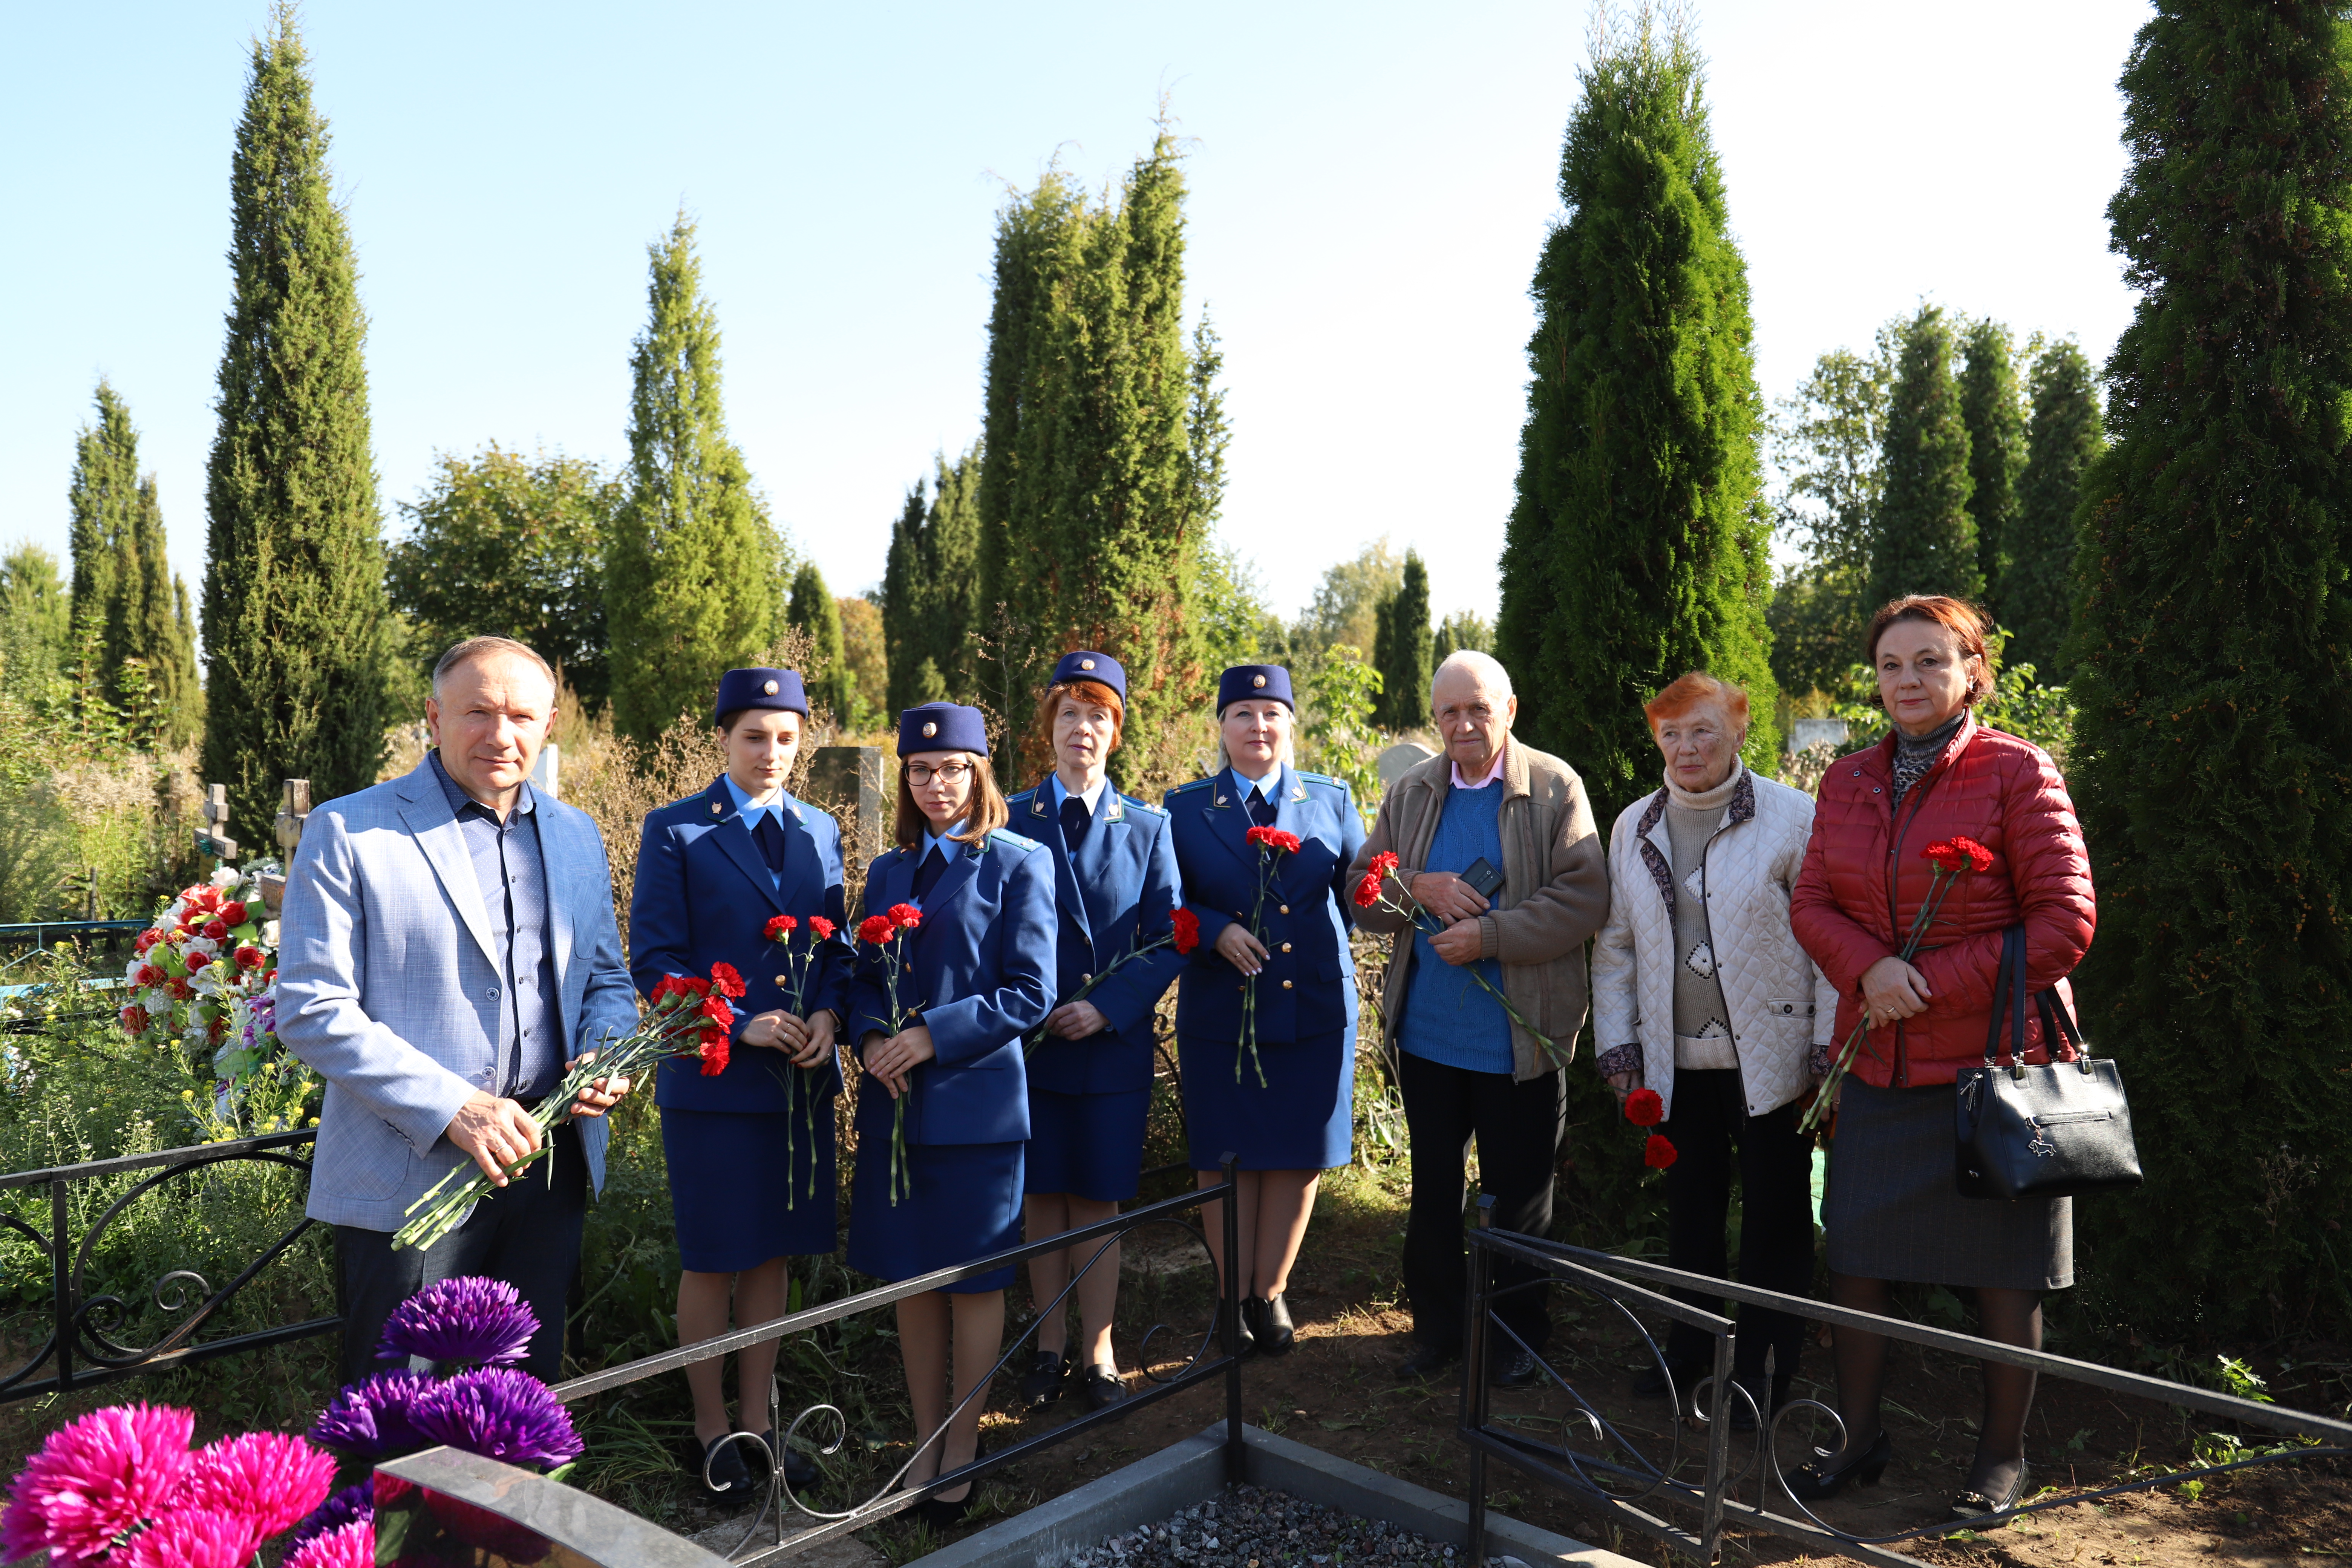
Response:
[277,637,640,1382]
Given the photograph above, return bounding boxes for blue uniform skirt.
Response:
[660,1102,838,1273]
[846,1093,1023,1294]
[1024,1086,1153,1202]
[1178,1027,1354,1171]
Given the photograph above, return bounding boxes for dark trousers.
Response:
[1658,1070,1814,1389]
[336,1122,587,1386]
[1398,1051,1565,1360]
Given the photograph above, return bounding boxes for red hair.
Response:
[1644,671,1750,730]
[1032,679,1125,757]
[1865,595,1991,703]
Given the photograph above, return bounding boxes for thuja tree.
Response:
[1957,318,2025,604]
[1494,10,1778,830]
[2070,0,2352,1337]
[606,215,785,742]
[202,6,389,827]
[786,563,850,723]
[1769,340,1893,696]
[1868,304,1981,610]
[1372,550,1432,729]
[2002,341,2102,679]
[974,132,1228,755]
[880,447,983,713]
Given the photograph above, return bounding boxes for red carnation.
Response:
[1352,871,1382,909]
[1922,839,1965,873]
[184,951,212,972]
[1245,826,1302,854]
[887,903,923,930]
[1170,906,1201,955]
[220,902,248,926]
[807,916,836,940]
[709,962,747,1000]
[119,1005,149,1035]
[1643,1134,1678,1170]
[1370,851,1400,879]
[1623,1087,1665,1127]
[136,964,164,987]
[858,914,898,945]
[699,994,736,1027]
[764,914,798,941]
[1949,835,1993,873]
[697,1029,730,1076]
[650,975,685,1003]
[233,946,265,971]
[202,919,230,941]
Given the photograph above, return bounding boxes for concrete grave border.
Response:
[908,1423,1641,1568]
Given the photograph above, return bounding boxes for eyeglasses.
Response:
[906,762,974,786]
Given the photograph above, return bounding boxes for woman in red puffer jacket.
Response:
[1787,595,2095,1528]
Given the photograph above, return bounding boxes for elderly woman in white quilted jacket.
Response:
[1592,671,1837,1429]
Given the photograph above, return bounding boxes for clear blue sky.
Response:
[0,0,2150,641]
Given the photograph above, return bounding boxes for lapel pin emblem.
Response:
[711,802,722,815]
[1216,795,1228,806]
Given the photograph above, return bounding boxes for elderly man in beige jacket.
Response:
[1350,650,1610,1386]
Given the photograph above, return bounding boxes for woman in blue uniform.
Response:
[846,702,1055,1525]
[1165,665,1366,1356]
[1004,652,1185,1414]
[632,668,846,1499]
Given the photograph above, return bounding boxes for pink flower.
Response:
[287,1517,377,1568]
[176,1429,336,1538]
[0,1403,195,1567]
[118,1508,261,1568]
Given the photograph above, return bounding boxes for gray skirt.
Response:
[1824,1079,2072,1291]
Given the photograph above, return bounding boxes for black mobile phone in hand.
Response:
[1461,857,1503,899]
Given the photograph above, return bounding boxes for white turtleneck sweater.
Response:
[1663,763,1742,1071]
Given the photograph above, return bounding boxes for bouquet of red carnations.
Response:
[1024,906,1199,1056]
[857,905,924,1204]
[392,965,742,1252]
[761,913,839,1207]
[1352,851,1570,1073]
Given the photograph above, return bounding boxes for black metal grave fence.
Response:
[1459,1214,2352,1568]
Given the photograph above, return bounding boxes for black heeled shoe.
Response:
[1017,1349,1070,1407]
[1948,1461,2029,1529]
[1212,1298,1256,1357]
[1249,1293,1295,1356]
[916,1441,986,1529]
[1785,1428,1893,1501]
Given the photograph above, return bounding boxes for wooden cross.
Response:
[274,780,312,856]
[195,784,239,861]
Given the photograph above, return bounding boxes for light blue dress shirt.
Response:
[721,772,789,890]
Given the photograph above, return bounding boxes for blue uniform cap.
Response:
[898,701,989,756]
[1217,664,1294,711]
[714,667,808,725]
[1049,649,1127,703]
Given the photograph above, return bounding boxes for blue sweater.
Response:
[1399,781,1513,1073]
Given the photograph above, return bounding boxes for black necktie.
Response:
[1246,788,1278,829]
[754,811,788,876]
[1060,794,1092,849]
[911,845,948,902]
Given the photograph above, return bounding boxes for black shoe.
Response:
[917,1441,986,1529]
[1488,1347,1542,1389]
[1017,1350,1070,1407]
[756,1429,819,1492]
[1213,1299,1256,1358]
[1785,1428,1893,1502]
[1632,1359,1704,1400]
[1080,1363,1129,1410]
[1395,1342,1459,1382]
[1249,1293,1295,1356]
[691,1432,757,1499]
[1948,1461,2029,1529]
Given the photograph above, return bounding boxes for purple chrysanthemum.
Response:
[0,1402,195,1567]
[117,1507,260,1568]
[309,1369,435,1460]
[409,1367,582,1469]
[286,1516,376,1568]
[376,1275,538,1368]
[285,1479,373,1556]
[176,1429,336,1538]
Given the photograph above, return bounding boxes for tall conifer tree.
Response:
[880,448,983,714]
[605,215,781,742]
[67,383,138,672]
[975,132,1222,755]
[2070,0,2352,1335]
[1956,318,2025,603]
[2002,342,2102,679]
[1494,11,1778,825]
[202,7,388,826]
[786,563,850,721]
[1372,551,1432,729]
[1868,305,1981,610]
[129,478,200,744]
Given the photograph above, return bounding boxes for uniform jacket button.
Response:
[775,974,790,986]
[1081,973,1092,983]
[1282,979,1294,989]
[1280,943,1292,953]
[1279,905,1291,915]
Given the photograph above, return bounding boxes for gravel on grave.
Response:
[1060,1486,1510,1568]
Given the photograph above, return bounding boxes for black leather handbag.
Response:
[1955,926,2144,1200]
